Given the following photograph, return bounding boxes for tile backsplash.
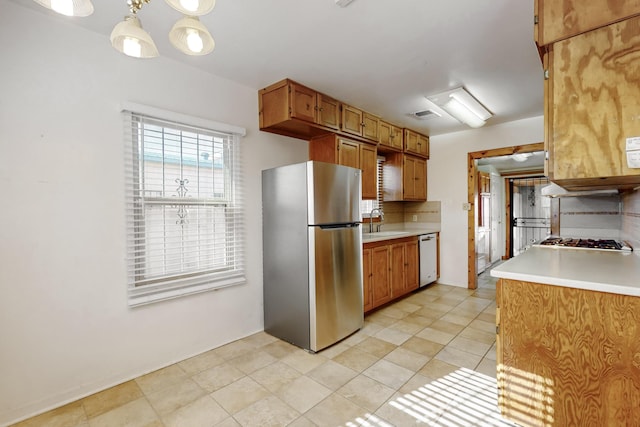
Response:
[622,189,640,250]
[559,196,622,238]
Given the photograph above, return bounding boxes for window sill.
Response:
[128,274,245,307]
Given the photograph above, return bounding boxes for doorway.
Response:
[509,176,550,257]
[467,143,544,289]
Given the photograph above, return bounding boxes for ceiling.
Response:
[13,0,544,136]
[477,151,545,174]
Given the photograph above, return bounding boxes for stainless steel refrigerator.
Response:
[262,161,363,352]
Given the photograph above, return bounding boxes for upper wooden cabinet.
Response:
[383,153,427,201]
[309,134,378,199]
[403,129,429,158]
[534,0,640,47]
[341,104,380,143]
[259,79,340,139]
[379,121,403,152]
[545,16,640,190]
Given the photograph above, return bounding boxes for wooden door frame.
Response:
[467,143,544,289]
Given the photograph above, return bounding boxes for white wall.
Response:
[0,2,308,425]
[428,117,544,287]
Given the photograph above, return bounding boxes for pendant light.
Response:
[111,15,159,58]
[32,0,94,17]
[169,16,215,55]
[164,0,215,16]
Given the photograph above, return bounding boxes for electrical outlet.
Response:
[412,214,418,222]
[463,202,471,211]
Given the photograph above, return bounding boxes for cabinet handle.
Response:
[361,123,366,127]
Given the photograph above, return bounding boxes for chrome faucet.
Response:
[368,208,384,233]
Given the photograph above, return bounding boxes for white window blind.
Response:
[123,109,245,306]
[361,156,385,218]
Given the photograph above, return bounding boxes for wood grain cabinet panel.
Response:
[359,143,377,200]
[364,236,419,313]
[317,94,340,130]
[534,0,640,46]
[362,247,373,312]
[379,120,403,152]
[259,79,340,139]
[546,16,640,190]
[309,134,378,200]
[341,104,380,143]
[403,129,429,158]
[383,153,427,201]
[370,245,391,308]
[497,279,640,426]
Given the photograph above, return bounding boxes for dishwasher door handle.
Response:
[421,236,434,242]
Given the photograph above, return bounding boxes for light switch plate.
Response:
[463,202,471,211]
[412,215,418,222]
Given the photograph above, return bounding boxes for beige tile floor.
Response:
[13,271,517,427]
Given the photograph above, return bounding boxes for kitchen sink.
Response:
[362,231,411,240]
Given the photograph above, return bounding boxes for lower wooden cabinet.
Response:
[363,236,418,313]
[496,278,640,425]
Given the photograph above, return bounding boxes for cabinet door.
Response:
[535,0,640,46]
[548,17,640,188]
[363,248,373,312]
[360,144,377,200]
[390,124,404,150]
[380,122,403,151]
[413,157,427,200]
[341,104,364,137]
[405,240,419,292]
[362,112,380,142]
[379,121,392,147]
[403,156,427,201]
[290,83,317,123]
[390,243,406,298]
[417,134,429,158]
[371,246,391,307]
[338,138,360,170]
[403,156,417,199]
[318,94,340,130]
[404,129,419,153]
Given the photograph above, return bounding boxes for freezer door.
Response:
[308,162,361,225]
[309,224,363,351]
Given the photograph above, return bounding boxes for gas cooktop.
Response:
[537,237,633,252]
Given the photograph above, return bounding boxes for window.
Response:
[123,105,245,306]
[361,156,385,219]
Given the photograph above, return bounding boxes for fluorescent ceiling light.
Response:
[427,87,492,128]
[32,0,94,17]
[512,153,532,162]
[335,0,356,7]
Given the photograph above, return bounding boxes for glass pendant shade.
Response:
[111,15,159,58]
[169,16,215,56]
[164,0,215,16]
[33,0,94,17]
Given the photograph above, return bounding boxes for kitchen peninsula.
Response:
[491,247,640,425]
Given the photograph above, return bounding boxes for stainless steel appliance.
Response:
[262,161,363,352]
[419,233,437,287]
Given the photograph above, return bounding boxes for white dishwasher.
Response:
[419,233,437,287]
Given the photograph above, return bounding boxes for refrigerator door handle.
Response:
[319,223,360,230]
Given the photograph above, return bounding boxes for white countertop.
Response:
[491,246,640,297]
[361,223,440,243]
